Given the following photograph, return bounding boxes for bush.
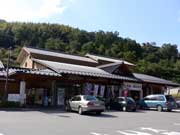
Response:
[0,101,20,108]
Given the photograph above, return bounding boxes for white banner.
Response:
[85,83,93,95]
[100,85,105,96]
[94,85,99,96]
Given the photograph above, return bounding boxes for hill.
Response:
[0,22,180,83]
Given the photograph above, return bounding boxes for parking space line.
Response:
[90,132,109,135]
[90,133,101,135]
[117,130,151,135]
[141,127,167,133]
[162,131,180,135]
[174,123,180,126]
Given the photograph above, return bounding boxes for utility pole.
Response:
[3,47,11,102]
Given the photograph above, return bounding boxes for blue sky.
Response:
[0,0,179,50]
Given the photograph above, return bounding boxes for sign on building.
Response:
[123,82,142,91]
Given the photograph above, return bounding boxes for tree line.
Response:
[0,22,180,83]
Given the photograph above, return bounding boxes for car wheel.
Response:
[65,105,71,112]
[122,106,127,112]
[136,104,140,110]
[132,108,136,112]
[167,109,172,112]
[96,111,102,115]
[157,105,163,112]
[78,107,83,115]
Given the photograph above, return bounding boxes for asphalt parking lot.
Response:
[0,109,179,135]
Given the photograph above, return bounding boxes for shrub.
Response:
[0,101,20,108]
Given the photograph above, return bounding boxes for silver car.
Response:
[66,95,105,115]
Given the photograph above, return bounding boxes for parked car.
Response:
[139,94,177,112]
[65,95,105,115]
[109,97,136,111]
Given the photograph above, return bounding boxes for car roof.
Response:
[117,97,132,98]
[146,94,165,97]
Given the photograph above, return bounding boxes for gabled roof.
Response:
[17,47,98,65]
[86,53,135,66]
[97,62,123,73]
[33,59,138,82]
[133,73,179,86]
[0,61,4,68]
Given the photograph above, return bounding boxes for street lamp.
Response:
[3,47,11,102]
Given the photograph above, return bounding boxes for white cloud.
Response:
[0,0,67,22]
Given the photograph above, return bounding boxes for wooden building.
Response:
[0,47,179,107]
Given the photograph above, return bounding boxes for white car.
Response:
[66,95,105,115]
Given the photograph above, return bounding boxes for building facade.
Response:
[0,47,179,107]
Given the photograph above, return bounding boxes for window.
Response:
[149,96,158,101]
[118,98,125,102]
[144,96,151,101]
[25,62,27,67]
[71,96,81,101]
[83,95,97,101]
[157,96,165,101]
[165,95,175,102]
[76,96,81,101]
[71,97,77,101]
[144,95,158,101]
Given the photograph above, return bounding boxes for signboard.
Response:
[57,88,65,106]
[8,94,20,102]
[123,82,142,91]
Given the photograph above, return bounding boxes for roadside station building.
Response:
[0,47,179,107]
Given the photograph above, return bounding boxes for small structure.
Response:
[133,73,179,97]
[169,87,180,95]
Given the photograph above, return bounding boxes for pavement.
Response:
[0,109,179,135]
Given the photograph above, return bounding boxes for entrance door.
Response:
[130,91,140,101]
[57,88,65,106]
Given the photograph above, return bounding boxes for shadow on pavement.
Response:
[56,114,71,118]
[0,107,66,113]
[166,110,180,113]
[105,109,147,113]
[83,112,118,118]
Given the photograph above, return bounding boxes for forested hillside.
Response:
[0,22,180,83]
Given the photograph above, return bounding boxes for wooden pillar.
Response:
[51,80,56,106]
[140,89,143,99]
[20,81,26,105]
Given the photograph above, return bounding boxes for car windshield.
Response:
[96,96,105,101]
[165,95,175,102]
[83,95,98,101]
[127,97,135,104]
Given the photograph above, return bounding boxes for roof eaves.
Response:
[133,73,180,86]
